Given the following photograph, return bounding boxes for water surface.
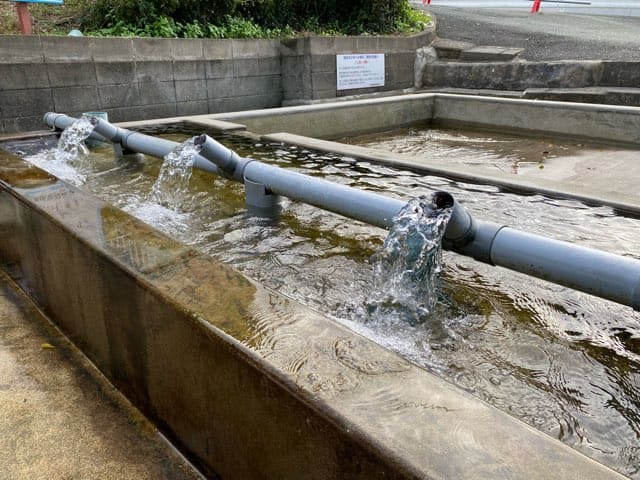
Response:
[4,127,640,477]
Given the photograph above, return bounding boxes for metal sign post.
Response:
[15,0,64,35]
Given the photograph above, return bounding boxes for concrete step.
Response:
[432,38,523,62]
[431,38,474,59]
[459,45,524,62]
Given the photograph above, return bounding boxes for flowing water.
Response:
[23,117,95,185]
[4,126,640,477]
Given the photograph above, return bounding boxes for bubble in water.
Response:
[367,193,453,325]
[150,137,202,210]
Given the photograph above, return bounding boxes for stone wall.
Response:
[0,30,434,134]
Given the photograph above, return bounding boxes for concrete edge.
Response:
[261,132,640,215]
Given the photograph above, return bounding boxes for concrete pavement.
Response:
[0,270,203,480]
[418,5,640,60]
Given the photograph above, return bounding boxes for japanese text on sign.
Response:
[336,54,385,91]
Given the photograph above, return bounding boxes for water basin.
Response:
[4,119,640,478]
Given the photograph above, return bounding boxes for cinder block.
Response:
[91,37,134,61]
[2,116,45,133]
[334,37,357,54]
[173,60,205,81]
[98,84,141,109]
[311,72,336,91]
[0,63,50,90]
[203,40,233,60]
[52,86,100,112]
[209,95,257,113]
[95,61,135,84]
[205,59,234,79]
[356,36,379,52]
[308,37,336,55]
[233,76,271,96]
[104,106,143,123]
[47,62,97,87]
[42,36,93,62]
[281,56,306,77]
[207,77,235,99]
[279,37,306,56]
[133,38,172,61]
[0,35,44,63]
[311,54,335,73]
[259,57,281,76]
[138,103,178,120]
[232,39,280,59]
[138,80,176,105]
[208,97,235,114]
[169,39,204,60]
[234,58,262,77]
[175,80,207,102]
[135,61,174,82]
[0,89,53,119]
[177,100,209,116]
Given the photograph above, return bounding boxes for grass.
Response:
[0,0,90,35]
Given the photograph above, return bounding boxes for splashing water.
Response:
[56,116,95,163]
[150,137,202,210]
[25,116,96,185]
[367,193,453,325]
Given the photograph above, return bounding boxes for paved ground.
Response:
[419,6,640,60]
[0,270,203,480]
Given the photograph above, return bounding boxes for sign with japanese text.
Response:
[336,54,385,90]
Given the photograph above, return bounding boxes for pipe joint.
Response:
[442,200,477,249]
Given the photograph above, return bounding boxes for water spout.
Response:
[27,116,96,185]
[151,137,202,210]
[368,193,454,325]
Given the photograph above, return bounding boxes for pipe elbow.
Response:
[442,199,476,249]
[43,112,64,130]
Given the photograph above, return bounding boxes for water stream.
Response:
[367,194,453,325]
[25,117,95,185]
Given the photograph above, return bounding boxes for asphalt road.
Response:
[420,6,640,60]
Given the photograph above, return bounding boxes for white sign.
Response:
[336,54,385,90]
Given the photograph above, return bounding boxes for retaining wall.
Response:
[0,31,433,134]
[420,60,640,91]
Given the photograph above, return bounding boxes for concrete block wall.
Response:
[0,30,434,134]
[0,36,282,134]
[281,31,434,102]
[420,60,640,92]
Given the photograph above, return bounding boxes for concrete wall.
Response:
[420,60,640,91]
[0,30,433,134]
[214,94,435,139]
[280,33,432,103]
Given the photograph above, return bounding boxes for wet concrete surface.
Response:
[0,270,203,480]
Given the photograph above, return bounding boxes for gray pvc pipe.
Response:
[489,228,640,311]
[44,112,219,175]
[43,113,640,311]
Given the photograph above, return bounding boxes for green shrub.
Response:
[82,0,425,37]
